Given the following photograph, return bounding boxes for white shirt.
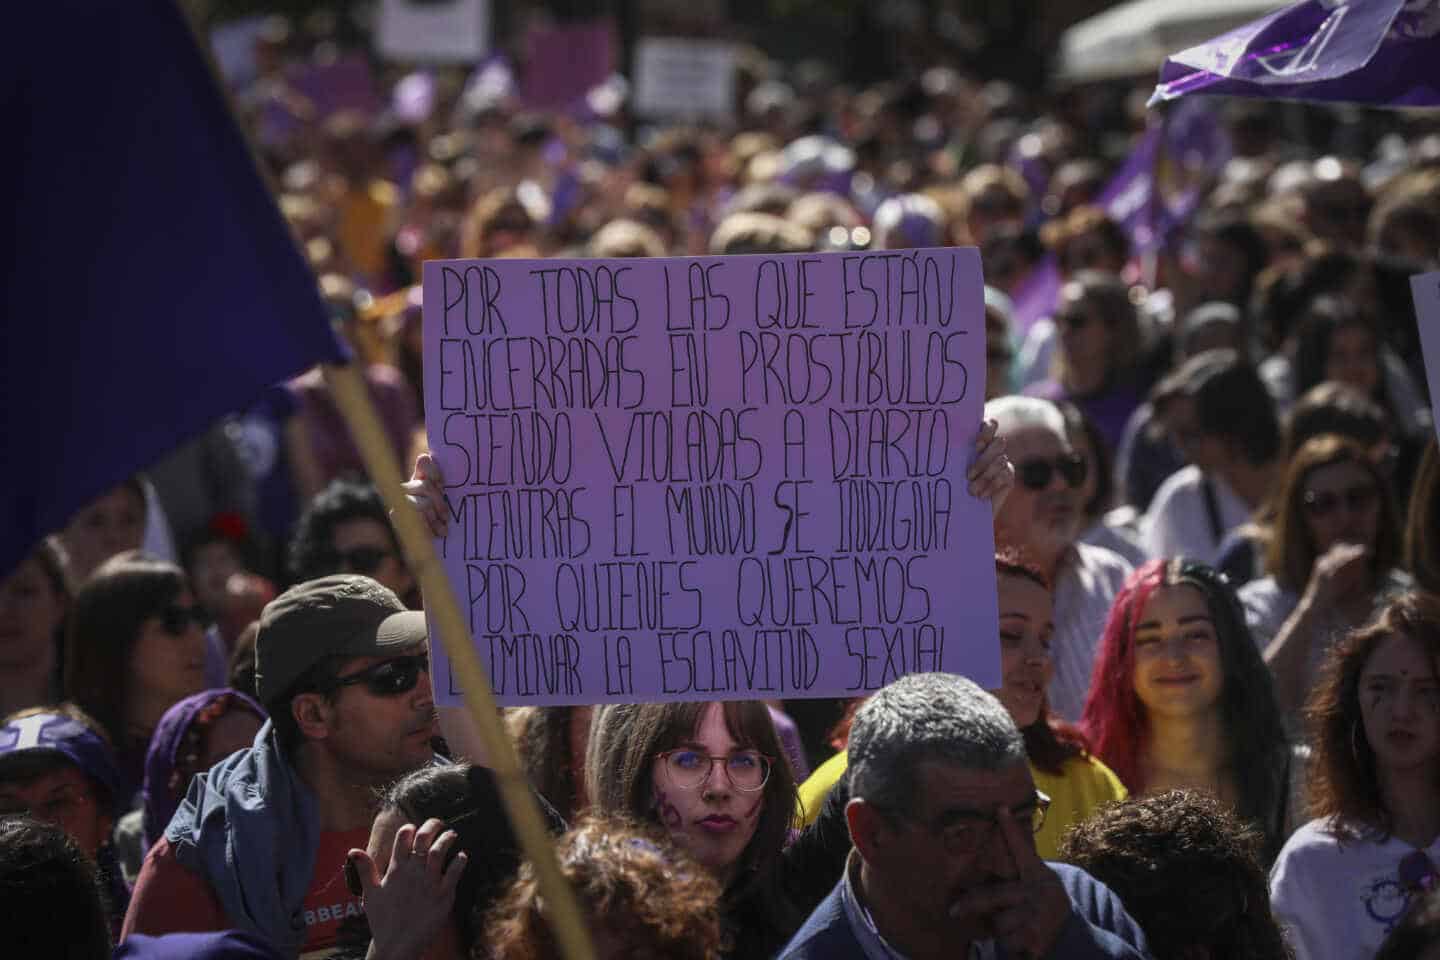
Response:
[1141,465,1250,566]
[1049,543,1134,722]
[1271,818,1440,960]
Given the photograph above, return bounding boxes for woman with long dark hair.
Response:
[1082,558,1293,862]
[585,699,842,958]
[63,551,210,805]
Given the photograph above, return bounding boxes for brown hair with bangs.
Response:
[1265,434,1400,593]
[584,700,797,880]
[1305,591,1440,838]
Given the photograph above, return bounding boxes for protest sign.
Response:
[422,249,1000,706]
[1412,271,1440,443]
[378,0,490,63]
[632,38,736,122]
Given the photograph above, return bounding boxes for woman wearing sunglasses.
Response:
[1271,591,1440,960]
[586,699,846,959]
[63,551,211,807]
[1238,435,1409,722]
[1082,559,1294,864]
[1025,271,1148,459]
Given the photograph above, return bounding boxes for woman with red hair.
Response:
[1081,558,1294,862]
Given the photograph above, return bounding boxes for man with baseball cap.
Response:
[122,574,439,958]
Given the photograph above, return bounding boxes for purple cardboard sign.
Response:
[421,249,999,705]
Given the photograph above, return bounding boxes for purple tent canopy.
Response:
[1151,0,1440,107]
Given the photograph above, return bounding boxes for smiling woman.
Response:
[1083,559,1294,863]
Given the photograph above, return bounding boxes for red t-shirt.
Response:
[122,828,370,958]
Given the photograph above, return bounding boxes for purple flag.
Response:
[2,0,347,578]
[1011,97,1229,334]
[1152,0,1440,107]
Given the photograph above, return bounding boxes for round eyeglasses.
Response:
[655,749,772,792]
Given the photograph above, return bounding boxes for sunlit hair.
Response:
[1305,591,1440,839]
[585,700,797,883]
[1081,559,1288,848]
[1405,440,1440,594]
[1265,435,1400,593]
[484,816,723,960]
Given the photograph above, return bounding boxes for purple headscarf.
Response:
[141,689,265,851]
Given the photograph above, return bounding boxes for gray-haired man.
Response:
[779,674,1149,959]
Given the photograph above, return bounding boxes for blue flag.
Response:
[1151,0,1440,107]
[1,0,348,577]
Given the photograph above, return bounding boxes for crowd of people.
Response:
[4,7,1440,960]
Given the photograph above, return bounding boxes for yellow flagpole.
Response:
[323,366,596,960]
[168,3,595,955]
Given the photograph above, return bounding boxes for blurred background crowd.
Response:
[4,0,1440,957]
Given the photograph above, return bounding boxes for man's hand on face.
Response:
[949,807,1073,959]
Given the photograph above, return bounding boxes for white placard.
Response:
[1412,271,1440,444]
[377,0,490,63]
[632,37,736,122]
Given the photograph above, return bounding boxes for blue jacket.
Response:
[778,862,1150,959]
[164,721,320,957]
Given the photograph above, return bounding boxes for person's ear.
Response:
[292,692,333,741]
[846,797,892,864]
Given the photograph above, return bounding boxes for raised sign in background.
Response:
[422,248,999,706]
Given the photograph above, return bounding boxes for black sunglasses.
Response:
[330,546,393,577]
[325,654,429,698]
[159,604,206,636]
[1301,483,1377,519]
[1017,454,1087,491]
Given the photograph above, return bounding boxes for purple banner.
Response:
[422,250,999,706]
[1152,0,1440,108]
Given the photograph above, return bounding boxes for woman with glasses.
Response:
[63,550,211,807]
[1271,591,1440,960]
[1082,558,1294,863]
[1238,435,1409,721]
[585,699,846,959]
[1024,271,1149,460]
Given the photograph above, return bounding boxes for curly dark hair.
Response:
[483,816,724,960]
[1305,590,1440,838]
[285,478,400,587]
[1059,790,1290,960]
[0,817,111,959]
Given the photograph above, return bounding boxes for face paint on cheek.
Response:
[742,796,762,820]
[652,788,683,829]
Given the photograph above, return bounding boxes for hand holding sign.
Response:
[421,248,1001,706]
